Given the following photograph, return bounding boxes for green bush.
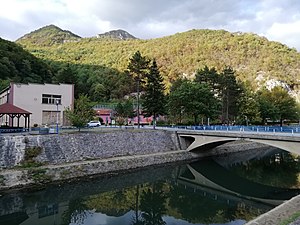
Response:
[20,146,43,168]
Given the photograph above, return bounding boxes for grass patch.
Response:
[0,175,5,185]
[20,146,44,168]
[280,211,300,225]
[24,146,42,161]
[28,168,52,183]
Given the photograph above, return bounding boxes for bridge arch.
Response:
[179,134,237,152]
[178,160,300,205]
[178,133,300,155]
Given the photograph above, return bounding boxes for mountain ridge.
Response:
[15,27,300,99]
[97,29,137,40]
[16,24,81,46]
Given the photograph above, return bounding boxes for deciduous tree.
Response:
[257,87,298,126]
[168,80,219,125]
[115,100,135,126]
[65,94,95,131]
[237,83,261,125]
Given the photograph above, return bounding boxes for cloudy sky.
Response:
[1,0,300,50]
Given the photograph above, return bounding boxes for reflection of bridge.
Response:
[177,160,300,206]
[177,130,300,154]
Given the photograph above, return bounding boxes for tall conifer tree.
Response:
[127,51,149,128]
[142,59,166,129]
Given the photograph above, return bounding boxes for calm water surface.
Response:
[0,147,300,225]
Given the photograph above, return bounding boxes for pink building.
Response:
[94,107,153,125]
[0,82,74,127]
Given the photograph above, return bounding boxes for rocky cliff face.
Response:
[256,73,300,102]
[97,29,137,40]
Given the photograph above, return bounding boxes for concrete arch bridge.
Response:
[177,130,300,155]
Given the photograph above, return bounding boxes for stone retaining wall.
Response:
[0,130,180,168]
[0,130,195,190]
[0,150,197,190]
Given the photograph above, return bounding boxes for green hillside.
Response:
[0,37,53,90]
[17,24,81,46]
[17,28,300,91]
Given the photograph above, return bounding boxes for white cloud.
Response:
[266,21,300,49]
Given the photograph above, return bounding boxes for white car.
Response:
[87,121,101,127]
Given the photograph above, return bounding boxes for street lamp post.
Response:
[56,100,59,134]
[245,116,248,126]
[137,78,140,128]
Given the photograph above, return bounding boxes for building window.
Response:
[42,94,61,104]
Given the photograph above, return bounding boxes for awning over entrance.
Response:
[0,102,31,130]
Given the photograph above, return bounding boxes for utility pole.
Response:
[137,77,140,128]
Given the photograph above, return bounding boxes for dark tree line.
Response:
[0,38,53,90]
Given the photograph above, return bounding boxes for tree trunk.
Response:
[280,118,283,127]
[153,114,156,129]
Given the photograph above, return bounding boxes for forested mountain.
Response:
[0,37,53,90]
[1,26,299,125]
[17,24,81,46]
[16,28,300,93]
[97,29,137,40]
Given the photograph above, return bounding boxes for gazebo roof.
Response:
[0,103,31,114]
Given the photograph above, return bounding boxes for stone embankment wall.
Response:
[0,130,180,168]
[0,130,197,190]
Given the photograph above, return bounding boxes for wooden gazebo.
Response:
[0,103,31,131]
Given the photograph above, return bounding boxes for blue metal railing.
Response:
[157,125,300,134]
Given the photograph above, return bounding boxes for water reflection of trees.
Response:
[62,198,89,225]
[139,184,167,225]
[60,183,167,225]
[85,189,132,216]
[60,180,266,225]
[229,151,300,188]
[168,185,263,224]
[131,183,167,225]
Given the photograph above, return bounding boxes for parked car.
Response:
[87,121,101,127]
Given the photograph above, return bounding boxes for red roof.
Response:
[0,103,31,114]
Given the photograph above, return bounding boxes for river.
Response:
[0,146,299,225]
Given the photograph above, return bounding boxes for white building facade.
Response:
[0,83,74,127]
